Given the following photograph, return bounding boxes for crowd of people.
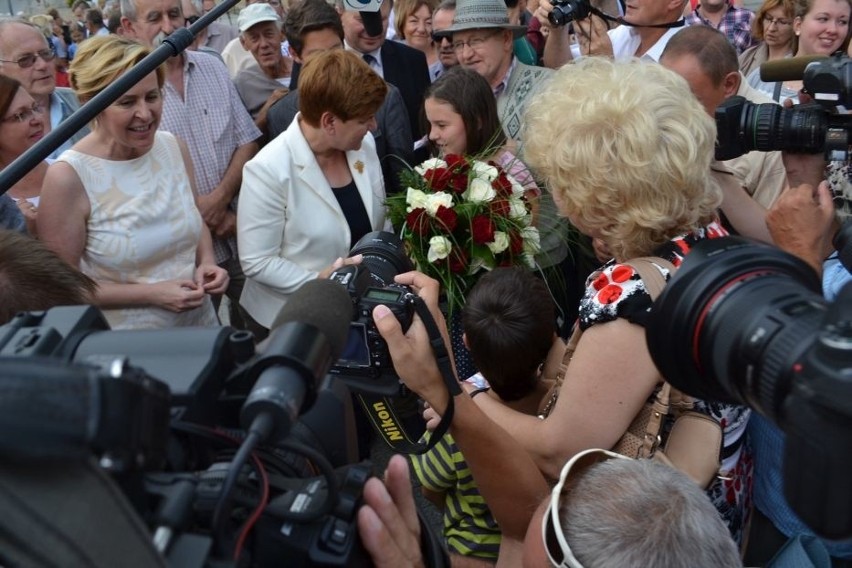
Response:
[1,0,851,565]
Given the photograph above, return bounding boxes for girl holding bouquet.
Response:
[423,66,539,225]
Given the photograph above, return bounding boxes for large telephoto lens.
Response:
[646,237,824,421]
[715,97,827,160]
[744,103,827,153]
[349,231,414,288]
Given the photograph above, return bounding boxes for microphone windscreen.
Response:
[269,279,352,362]
[760,55,828,83]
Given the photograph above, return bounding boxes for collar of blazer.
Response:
[286,114,378,226]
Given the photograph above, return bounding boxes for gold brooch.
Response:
[354,160,364,174]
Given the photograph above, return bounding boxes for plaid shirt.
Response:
[686,4,757,55]
[160,50,261,264]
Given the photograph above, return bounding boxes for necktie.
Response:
[363,53,375,66]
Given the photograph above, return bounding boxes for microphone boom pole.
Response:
[0,0,242,196]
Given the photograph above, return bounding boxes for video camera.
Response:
[645,223,852,539]
[0,275,448,567]
[715,52,852,161]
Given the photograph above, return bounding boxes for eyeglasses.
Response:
[542,449,628,568]
[2,102,45,124]
[763,14,793,27]
[185,15,200,25]
[451,30,501,52]
[0,48,56,69]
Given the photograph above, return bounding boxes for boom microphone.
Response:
[760,55,828,82]
[240,279,352,443]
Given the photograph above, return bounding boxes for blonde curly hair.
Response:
[522,57,722,261]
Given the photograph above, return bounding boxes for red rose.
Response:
[406,208,430,236]
[445,154,467,172]
[450,172,468,194]
[490,199,511,218]
[471,215,495,244]
[434,205,458,232]
[449,248,468,273]
[424,167,452,191]
[492,173,513,197]
[509,231,524,254]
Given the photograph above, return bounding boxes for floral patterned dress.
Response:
[577,221,753,545]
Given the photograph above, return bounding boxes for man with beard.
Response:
[120,0,261,329]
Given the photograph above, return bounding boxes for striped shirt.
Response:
[410,431,502,559]
[159,50,261,264]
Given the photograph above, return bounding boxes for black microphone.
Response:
[240,279,351,444]
[760,55,828,82]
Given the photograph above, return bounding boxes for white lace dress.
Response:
[58,131,218,330]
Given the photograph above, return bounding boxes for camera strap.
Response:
[357,297,462,455]
[617,16,686,28]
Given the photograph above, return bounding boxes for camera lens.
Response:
[744,103,827,154]
[349,231,414,288]
[647,237,824,420]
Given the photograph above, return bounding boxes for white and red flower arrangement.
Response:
[387,154,540,313]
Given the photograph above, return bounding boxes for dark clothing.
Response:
[380,40,431,139]
[331,180,372,249]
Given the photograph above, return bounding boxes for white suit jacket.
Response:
[238,114,389,327]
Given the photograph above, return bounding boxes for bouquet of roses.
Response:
[387,153,541,314]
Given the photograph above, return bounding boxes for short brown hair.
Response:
[298,49,387,126]
[0,75,22,118]
[284,0,344,57]
[394,0,438,40]
[0,230,96,324]
[661,26,739,86]
[751,0,795,40]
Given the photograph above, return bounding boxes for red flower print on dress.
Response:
[592,265,636,305]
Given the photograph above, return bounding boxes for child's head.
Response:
[422,66,507,157]
[462,267,555,401]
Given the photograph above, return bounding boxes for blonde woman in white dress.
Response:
[39,35,228,330]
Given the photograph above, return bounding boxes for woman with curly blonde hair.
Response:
[473,57,753,544]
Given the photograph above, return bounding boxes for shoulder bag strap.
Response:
[623,257,692,456]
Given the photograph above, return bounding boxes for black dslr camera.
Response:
[548,0,592,26]
[328,231,417,396]
[715,53,852,161]
[646,224,852,539]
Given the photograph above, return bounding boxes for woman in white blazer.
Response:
[238,50,391,338]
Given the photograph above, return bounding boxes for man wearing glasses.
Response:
[0,20,88,160]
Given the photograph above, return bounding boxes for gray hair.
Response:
[0,19,50,60]
[561,459,742,568]
[119,0,137,21]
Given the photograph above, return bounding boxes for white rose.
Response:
[414,158,448,175]
[508,197,528,219]
[464,177,497,203]
[406,187,429,213]
[487,231,510,254]
[424,191,454,216]
[471,161,499,182]
[522,252,537,268]
[469,256,490,275]
[510,177,526,197]
[427,236,452,262]
[522,226,541,255]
